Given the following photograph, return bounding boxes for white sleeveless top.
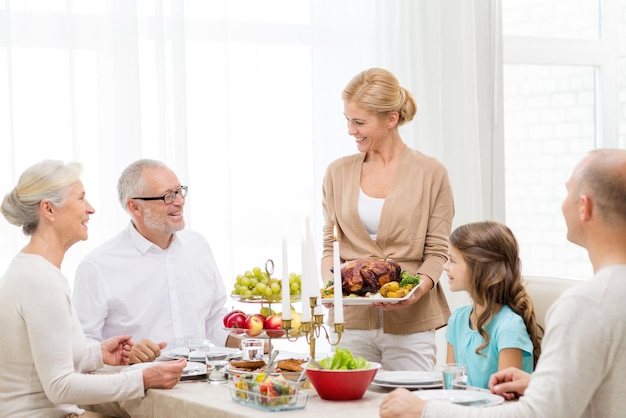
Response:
[358,188,385,240]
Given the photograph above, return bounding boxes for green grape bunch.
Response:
[232,266,301,300]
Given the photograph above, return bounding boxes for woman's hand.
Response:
[380,388,426,418]
[101,335,133,366]
[142,358,187,389]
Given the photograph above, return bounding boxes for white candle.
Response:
[333,225,344,324]
[306,218,324,316]
[301,237,311,322]
[282,235,291,320]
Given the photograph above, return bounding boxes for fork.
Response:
[261,350,280,382]
[309,358,326,370]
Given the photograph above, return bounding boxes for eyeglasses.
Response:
[132,186,188,205]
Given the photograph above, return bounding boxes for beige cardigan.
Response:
[322,146,454,333]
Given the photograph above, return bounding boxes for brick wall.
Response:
[503,65,594,279]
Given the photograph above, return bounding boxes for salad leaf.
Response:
[318,347,370,370]
[400,271,421,287]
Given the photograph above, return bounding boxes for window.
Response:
[502,0,624,279]
[503,65,595,278]
[503,0,600,39]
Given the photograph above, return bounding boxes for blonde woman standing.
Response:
[321,68,454,371]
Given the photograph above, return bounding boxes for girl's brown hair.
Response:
[449,221,543,367]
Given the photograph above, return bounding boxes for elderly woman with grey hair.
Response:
[0,160,186,418]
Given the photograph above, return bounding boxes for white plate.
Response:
[337,283,420,306]
[182,361,206,377]
[372,370,441,390]
[161,346,242,360]
[123,361,206,378]
[374,370,442,386]
[414,389,504,406]
[371,381,442,390]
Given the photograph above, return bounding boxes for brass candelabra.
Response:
[282,296,343,359]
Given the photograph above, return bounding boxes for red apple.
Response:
[264,315,285,338]
[225,312,247,329]
[223,309,245,327]
[245,314,265,336]
[249,313,266,326]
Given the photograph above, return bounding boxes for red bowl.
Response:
[306,362,381,401]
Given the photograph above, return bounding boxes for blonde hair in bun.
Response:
[342,68,417,126]
[1,160,82,235]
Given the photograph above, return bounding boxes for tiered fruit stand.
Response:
[227,260,343,359]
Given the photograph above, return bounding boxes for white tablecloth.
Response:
[120,380,387,418]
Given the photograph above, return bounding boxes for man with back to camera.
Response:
[73,159,237,363]
[380,148,626,418]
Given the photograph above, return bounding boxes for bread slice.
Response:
[276,358,307,372]
[229,359,266,371]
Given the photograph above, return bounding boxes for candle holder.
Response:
[282,296,343,359]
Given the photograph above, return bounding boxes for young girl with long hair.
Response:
[444,221,543,389]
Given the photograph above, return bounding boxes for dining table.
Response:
[119,378,389,418]
[104,339,501,418]
[115,370,505,417]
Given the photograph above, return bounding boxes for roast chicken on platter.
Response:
[340,259,402,296]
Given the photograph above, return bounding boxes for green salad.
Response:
[317,347,370,370]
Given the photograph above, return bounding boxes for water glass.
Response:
[241,339,264,361]
[187,339,211,363]
[442,363,468,389]
[206,351,229,382]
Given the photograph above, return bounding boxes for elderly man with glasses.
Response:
[73,159,237,364]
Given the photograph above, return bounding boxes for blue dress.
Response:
[445,305,534,389]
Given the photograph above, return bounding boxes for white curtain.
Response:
[0,0,497,293]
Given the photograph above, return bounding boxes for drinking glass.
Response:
[241,339,264,361]
[187,339,211,363]
[206,351,229,383]
[442,363,468,389]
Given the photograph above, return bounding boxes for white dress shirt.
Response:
[73,223,229,350]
